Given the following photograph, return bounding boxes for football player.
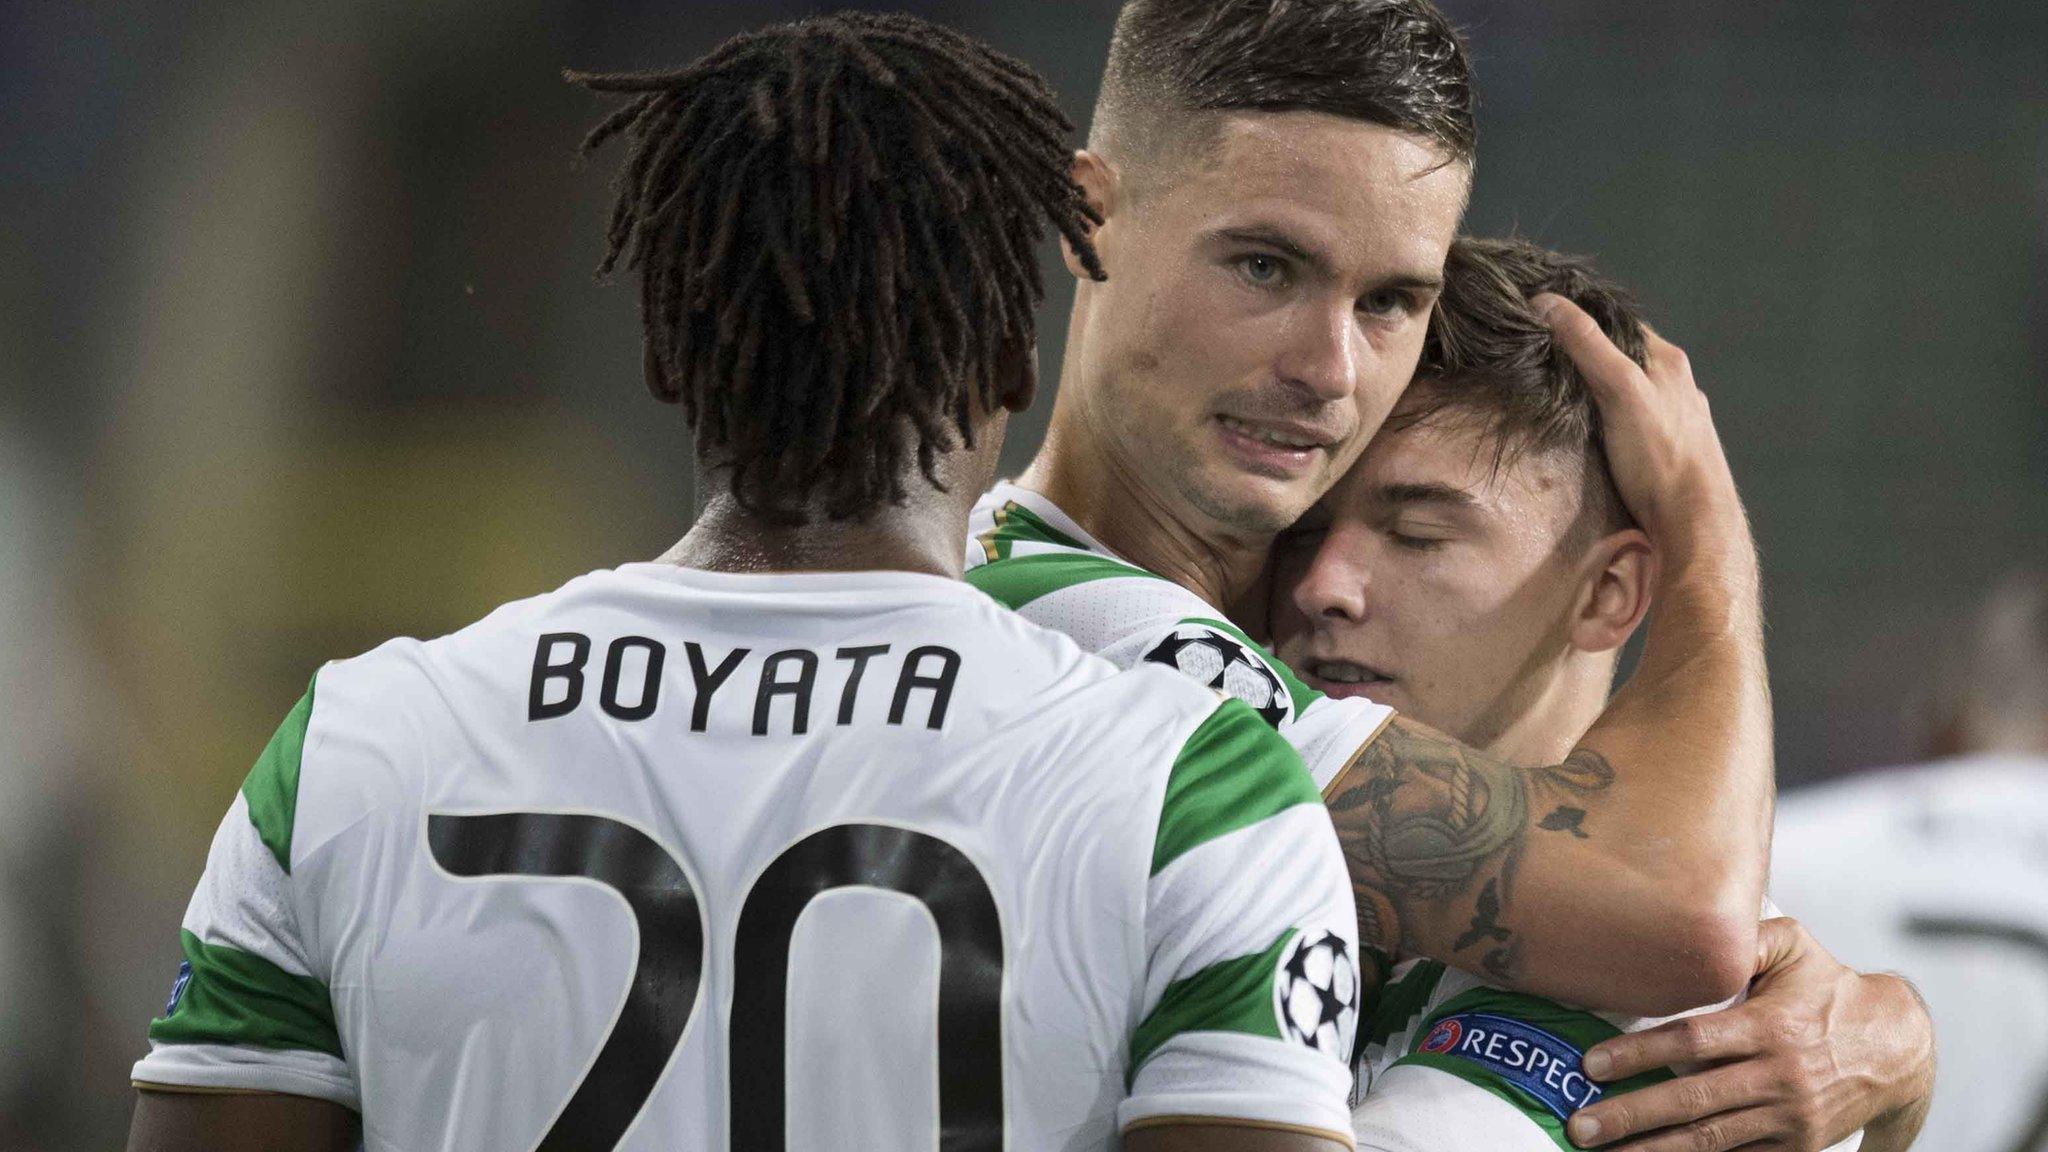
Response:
[970,0,1769,1029]
[1270,237,1935,1151]
[127,15,1365,1151]
[966,2,1936,1148]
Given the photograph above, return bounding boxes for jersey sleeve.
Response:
[966,548,1393,793]
[1119,699,1361,1146]
[131,677,358,1109]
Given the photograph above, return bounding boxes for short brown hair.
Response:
[1402,236,1650,537]
[1092,0,1476,167]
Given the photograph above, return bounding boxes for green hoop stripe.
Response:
[1128,928,1295,1085]
[149,930,343,1058]
[966,551,1162,612]
[1153,699,1318,876]
[242,676,317,874]
[1361,959,1447,1050]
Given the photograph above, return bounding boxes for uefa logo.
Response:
[1419,1017,1462,1055]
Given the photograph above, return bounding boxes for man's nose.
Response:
[1276,303,1361,403]
[1290,526,1372,624]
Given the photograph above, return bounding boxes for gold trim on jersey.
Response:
[1320,707,1398,802]
[1122,1112,1356,1150]
[975,501,1013,564]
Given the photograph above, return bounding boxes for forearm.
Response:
[1587,511,1771,879]
[1328,718,1759,1016]
[1561,520,1773,998]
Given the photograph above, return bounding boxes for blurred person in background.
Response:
[0,426,101,1150]
[1268,237,1935,1151]
[1774,571,2048,1152]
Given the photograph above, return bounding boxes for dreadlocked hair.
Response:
[568,12,1104,524]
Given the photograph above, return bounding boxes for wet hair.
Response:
[1405,235,1650,538]
[570,11,1104,524]
[1092,0,1475,169]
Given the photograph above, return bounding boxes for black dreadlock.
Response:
[568,12,1104,524]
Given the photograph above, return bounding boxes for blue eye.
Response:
[1240,254,1284,285]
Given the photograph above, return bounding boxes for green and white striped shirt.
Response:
[966,482,1395,794]
[136,563,1362,1148]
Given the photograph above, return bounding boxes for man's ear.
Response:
[1569,528,1655,655]
[995,341,1039,414]
[1061,149,1117,281]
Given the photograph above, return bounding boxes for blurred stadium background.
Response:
[2,0,2044,1144]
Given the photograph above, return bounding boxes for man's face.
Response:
[1069,113,1467,535]
[1269,404,1595,749]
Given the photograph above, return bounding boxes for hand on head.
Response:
[1533,293,1751,572]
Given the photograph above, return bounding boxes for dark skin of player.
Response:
[127,1091,360,1152]
[126,347,1345,1152]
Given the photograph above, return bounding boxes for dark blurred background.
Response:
[2,0,2043,1144]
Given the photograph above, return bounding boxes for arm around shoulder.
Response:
[1326,711,1763,1017]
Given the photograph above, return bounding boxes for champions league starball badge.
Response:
[1276,929,1359,1055]
[1144,626,1291,726]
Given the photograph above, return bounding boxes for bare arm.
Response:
[1328,301,1773,1015]
[1124,1122,1351,1152]
[127,1089,360,1152]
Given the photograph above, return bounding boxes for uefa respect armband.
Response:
[1413,1012,1602,1117]
[1388,989,1674,1128]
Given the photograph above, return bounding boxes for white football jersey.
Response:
[960,486,1860,1152]
[1774,755,2048,1152]
[133,563,1363,1150]
[966,483,1394,793]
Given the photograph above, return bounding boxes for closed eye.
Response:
[1388,530,1449,552]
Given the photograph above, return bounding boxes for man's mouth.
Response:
[1302,658,1395,698]
[1211,414,1337,477]
[1215,414,1331,451]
